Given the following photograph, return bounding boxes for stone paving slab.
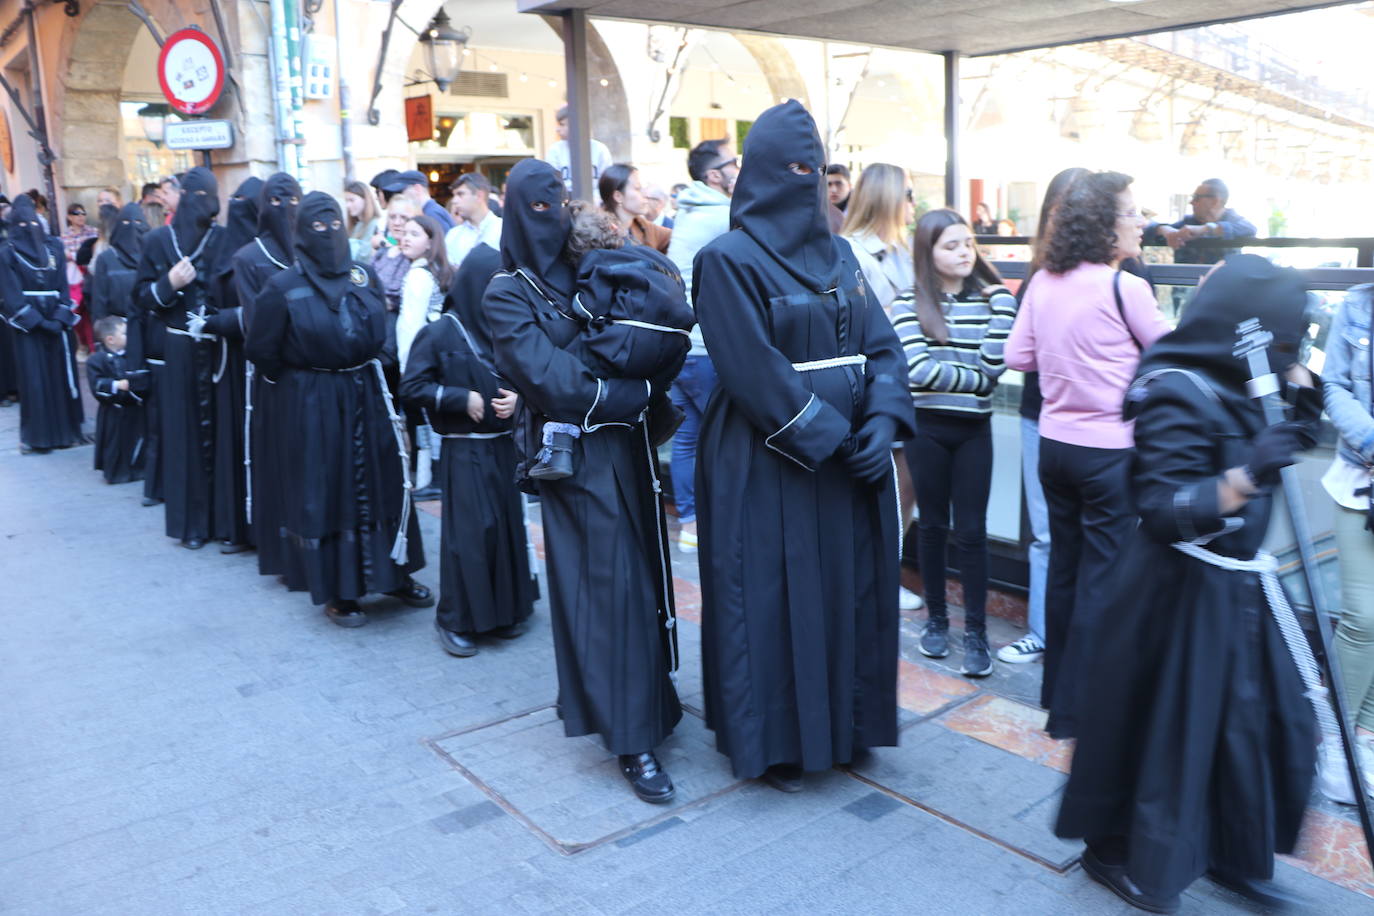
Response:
[431,706,742,853]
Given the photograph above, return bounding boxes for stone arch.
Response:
[733,34,810,110]
[51,0,269,205]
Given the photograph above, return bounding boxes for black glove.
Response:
[843,416,896,485]
[1286,378,1323,448]
[1245,421,1305,487]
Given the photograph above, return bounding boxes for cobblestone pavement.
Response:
[2,402,1371,915]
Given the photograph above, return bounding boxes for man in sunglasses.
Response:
[664,138,738,555]
[1147,178,1256,265]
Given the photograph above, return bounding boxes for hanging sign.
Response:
[157,28,226,116]
[165,119,235,151]
[405,95,434,143]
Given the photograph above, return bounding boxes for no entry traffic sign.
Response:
[157,28,226,116]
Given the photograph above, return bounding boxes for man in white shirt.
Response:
[545,105,614,194]
[444,173,503,269]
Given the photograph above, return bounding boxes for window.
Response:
[669,116,689,149]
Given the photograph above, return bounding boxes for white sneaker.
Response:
[1318,738,1357,805]
[899,587,924,611]
[996,634,1045,664]
[678,529,698,554]
[1358,735,1374,799]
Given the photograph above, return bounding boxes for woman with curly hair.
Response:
[1005,170,1170,739]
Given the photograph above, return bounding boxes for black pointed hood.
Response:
[294,191,352,305]
[170,166,220,255]
[223,176,263,255]
[110,202,149,268]
[1130,253,1310,432]
[499,158,573,300]
[730,100,842,292]
[444,242,503,361]
[257,172,301,263]
[7,194,48,263]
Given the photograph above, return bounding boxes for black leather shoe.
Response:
[220,541,251,555]
[1207,870,1306,910]
[325,600,367,628]
[180,538,206,550]
[1079,847,1179,914]
[618,752,675,804]
[141,496,163,507]
[761,763,804,793]
[386,579,435,608]
[436,622,478,657]
[490,619,529,640]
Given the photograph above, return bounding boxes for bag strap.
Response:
[1114,269,1142,352]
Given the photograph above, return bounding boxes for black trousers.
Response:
[906,411,993,633]
[1038,437,1136,738]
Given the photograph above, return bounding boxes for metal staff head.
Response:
[1233,318,1282,403]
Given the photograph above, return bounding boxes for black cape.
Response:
[133,224,228,541]
[1056,255,1317,899]
[0,234,84,449]
[693,100,916,779]
[244,262,423,604]
[399,300,533,634]
[87,347,147,483]
[487,161,680,754]
[233,236,295,574]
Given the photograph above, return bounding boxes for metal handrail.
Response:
[977,235,1374,268]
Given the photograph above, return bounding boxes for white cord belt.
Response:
[437,430,510,439]
[21,290,59,297]
[166,326,217,342]
[791,355,868,373]
[1170,541,1339,740]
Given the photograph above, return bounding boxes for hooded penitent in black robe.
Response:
[693,100,916,780]
[202,176,264,549]
[244,192,423,604]
[88,204,148,325]
[1056,255,1317,901]
[123,207,165,504]
[399,243,533,635]
[0,195,84,450]
[134,167,228,543]
[486,159,682,755]
[87,345,147,483]
[233,173,301,575]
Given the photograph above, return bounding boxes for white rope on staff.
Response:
[243,362,254,525]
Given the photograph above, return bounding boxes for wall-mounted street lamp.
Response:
[418,11,470,92]
[137,102,171,147]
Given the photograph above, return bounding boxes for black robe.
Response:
[243,263,424,604]
[0,309,20,400]
[126,255,164,503]
[693,234,915,779]
[234,238,293,575]
[486,268,681,755]
[87,347,147,483]
[203,247,256,547]
[87,247,140,324]
[0,237,84,449]
[134,225,228,541]
[399,312,533,634]
[1055,371,1315,898]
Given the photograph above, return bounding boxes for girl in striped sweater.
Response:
[892,209,1017,677]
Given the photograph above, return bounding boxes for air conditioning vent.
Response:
[449,71,508,98]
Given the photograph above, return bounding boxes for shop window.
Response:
[669,116,689,149]
[411,110,537,156]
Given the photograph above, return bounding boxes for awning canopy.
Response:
[517,0,1358,57]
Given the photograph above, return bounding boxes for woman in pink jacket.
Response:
[1005,170,1171,739]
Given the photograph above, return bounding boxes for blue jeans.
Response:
[1020,417,1050,644]
[669,354,717,524]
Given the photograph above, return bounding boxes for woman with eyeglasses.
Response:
[62,202,98,353]
[1005,171,1171,739]
[244,191,431,628]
